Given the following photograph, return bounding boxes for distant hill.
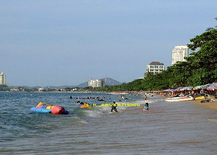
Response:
[77,82,88,88]
[102,77,121,86]
[77,77,121,88]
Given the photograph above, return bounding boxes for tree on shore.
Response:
[186,29,217,85]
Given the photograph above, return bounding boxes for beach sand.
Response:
[188,97,217,111]
[161,94,217,111]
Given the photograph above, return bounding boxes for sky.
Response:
[0,0,216,86]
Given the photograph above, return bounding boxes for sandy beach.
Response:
[161,93,217,111]
[190,98,217,111]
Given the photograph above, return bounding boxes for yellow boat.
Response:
[194,96,205,100]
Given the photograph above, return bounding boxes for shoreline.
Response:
[189,98,217,111]
[159,93,217,111]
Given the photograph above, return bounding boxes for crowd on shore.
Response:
[155,85,217,111]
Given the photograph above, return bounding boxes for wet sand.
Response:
[190,98,217,110]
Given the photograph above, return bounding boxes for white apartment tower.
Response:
[172,46,189,65]
[95,79,102,87]
[88,80,94,87]
[0,72,6,85]
[146,61,165,75]
[88,79,103,88]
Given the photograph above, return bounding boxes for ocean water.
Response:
[1,92,217,155]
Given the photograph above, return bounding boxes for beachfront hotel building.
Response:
[172,46,189,65]
[0,72,6,85]
[88,79,103,88]
[146,61,165,75]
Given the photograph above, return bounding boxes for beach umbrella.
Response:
[175,87,182,91]
[202,84,211,89]
[193,84,210,90]
[170,88,177,91]
[163,88,177,92]
[180,86,193,91]
[193,85,202,90]
[187,86,193,90]
[207,83,217,91]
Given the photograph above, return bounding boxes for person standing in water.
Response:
[144,94,147,100]
[111,102,118,112]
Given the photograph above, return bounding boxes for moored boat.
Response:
[194,96,205,100]
[165,96,194,102]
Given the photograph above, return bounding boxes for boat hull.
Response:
[165,96,194,102]
[194,96,205,100]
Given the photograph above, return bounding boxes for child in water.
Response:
[143,103,149,111]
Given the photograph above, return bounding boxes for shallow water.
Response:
[1,92,217,154]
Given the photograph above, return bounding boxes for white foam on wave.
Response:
[83,109,104,118]
[136,97,165,105]
[208,119,217,123]
[79,120,88,124]
[80,94,164,118]
[73,115,88,125]
[82,101,131,117]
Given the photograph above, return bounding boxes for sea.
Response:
[1,92,217,155]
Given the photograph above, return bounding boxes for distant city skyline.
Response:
[0,1,216,86]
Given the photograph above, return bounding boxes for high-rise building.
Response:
[146,61,165,75]
[88,80,94,87]
[172,46,189,65]
[88,79,103,88]
[0,72,6,85]
[95,79,102,87]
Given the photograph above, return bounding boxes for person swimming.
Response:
[77,101,84,105]
[143,103,149,110]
